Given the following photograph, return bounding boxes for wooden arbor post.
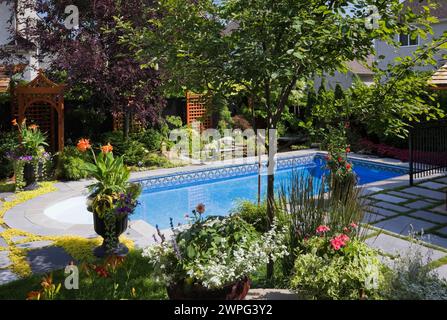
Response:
[15,70,65,152]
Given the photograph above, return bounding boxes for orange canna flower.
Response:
[29,124,39,130]
[101,143,113,154]
[11,119,18,126]
[41,274,53,289]
[77,138,91,152]
[196,203,206,214]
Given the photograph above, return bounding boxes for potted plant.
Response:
[11,119,50,190]
[143,204,288,300]
[77,138,141,257]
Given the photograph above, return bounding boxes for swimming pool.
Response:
[132,154,408,229]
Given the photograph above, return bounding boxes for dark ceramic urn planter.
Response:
[167,277,251,300]
[23,162,42,190]
[93,213,129,258]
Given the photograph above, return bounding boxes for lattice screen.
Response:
[186,92,212,130]
[24,104,54,149]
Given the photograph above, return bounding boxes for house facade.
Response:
[0,0,40,92]
[375,0,447,71]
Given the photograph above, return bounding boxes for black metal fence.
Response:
[409,119,447,185]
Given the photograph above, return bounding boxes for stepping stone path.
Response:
[436,227,447,236]
[16,240,54,250]
[400,187,445,201]
[0,251,11,269]
[405,200,434,210]
[374,201,411,213]
[432,205,447,215]
[0,237,7,248]
[426,235,447,249]
[373,216,437,236]
[387,191,420,200]
[436,177,447,184]
[0,269,19,286]
[365,233,446,263]
[27,247,74,275]
[11,236,27,243]
[409,211,447,224]
[363,212,386,224]
[368,207,400,218]
[370,193,407,204]
[419,181,447,190]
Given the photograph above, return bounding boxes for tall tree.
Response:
[0,0,165,131]
[119,0,439,277]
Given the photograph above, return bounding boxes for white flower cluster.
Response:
[142,218,289,289]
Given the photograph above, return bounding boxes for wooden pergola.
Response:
[14,70,65,152]
[428,62,447,90]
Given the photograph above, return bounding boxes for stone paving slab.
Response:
[387,191,420,200]
[434,265,447,281]
[425,235,447,249]
[405,200,435,210]
[365,233,446,263]
[419,181,447,190]
[0,269,19,286]
[363,213,386,224]
[370,193,408,204]
[246,289,299,300]
[374,201,411,213]
[400,187,445,201]
[435,177,447,184]
[367,207,401,218]
[0,225,5,233]
[16,240,54,250]
[11,236,27,243]
[436,227,447,236]
[409,211,447,224]
[27,247,74,274]
[432,205,447,215]
[0,237,7,248]
[373,216,437,235]
[0,251,11,269]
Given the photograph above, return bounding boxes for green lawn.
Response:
[0,250,167,300]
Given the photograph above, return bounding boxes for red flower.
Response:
[316,225,330,234]
[94,266,109,278]
[195,203,206,214]
[350,222,358,229]
[330,234,350,251]
[346,147,351,153]
[337,157,343,163]
[346,164,351,170]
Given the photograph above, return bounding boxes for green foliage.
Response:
[56,146,90,181]
[383,243,447,300]
[83,152,130,197]
[15,120,49,156]
[144,214,288,289]
[291,237,384,300]
[276,171,367,276]
[0,250,167,300]
[231,201,269,233]
[0,131,18,179]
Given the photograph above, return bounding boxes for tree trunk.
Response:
[266,125,277,280]
[123,107,130,140]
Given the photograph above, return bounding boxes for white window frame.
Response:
[399,34,419,47]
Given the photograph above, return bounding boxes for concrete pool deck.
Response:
[1,149,447,286]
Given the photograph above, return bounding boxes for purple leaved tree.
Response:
[0,0,165,136]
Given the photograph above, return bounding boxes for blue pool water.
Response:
[133,155,408,229]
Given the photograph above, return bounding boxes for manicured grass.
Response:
[0,250,167,300]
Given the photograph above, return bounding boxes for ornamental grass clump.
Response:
[143,204,288,290]
[291,224,384,300]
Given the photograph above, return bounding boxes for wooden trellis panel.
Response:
[15,70,65,152]
[186,92,212,130]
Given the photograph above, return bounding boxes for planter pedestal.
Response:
[92,212,129,258]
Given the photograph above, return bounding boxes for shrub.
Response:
[143,153,172,168]
[231,201,269,233]
[0,131,18,179]
[384,242,447,300]
[57,146,90,181]
[101,131,148,166]
[291,233,384,300]
[134,129,164,152]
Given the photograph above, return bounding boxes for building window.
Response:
[399,34,419,47]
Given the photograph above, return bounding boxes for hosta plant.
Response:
[143,205,288,290]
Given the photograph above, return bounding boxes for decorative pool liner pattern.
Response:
[133,153,409,192]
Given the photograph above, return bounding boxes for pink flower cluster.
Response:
[330,234,350,251]
[316,225,330,234]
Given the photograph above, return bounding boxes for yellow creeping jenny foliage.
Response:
[0,182,135,278]
[0,182,57,224]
